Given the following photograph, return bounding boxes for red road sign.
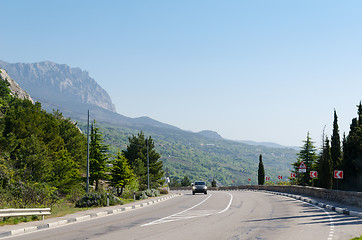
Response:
[290,173,296,178]
[299,161,307,169]
[265,177,270,181]
[334,170,343,179]
[248,178,251,181]
[310,171,318,178]
[299,161,307,172]
[278,175,283,180]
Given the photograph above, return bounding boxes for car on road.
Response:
[192,181,207,195]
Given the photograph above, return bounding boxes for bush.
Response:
[159,188,168,194]
[66,187,86,203]
[75,192,123,208]
[134,189,160,200]
[0,181,58,208]
[135,191,148,200]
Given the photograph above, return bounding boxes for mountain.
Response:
[0,68,33,103]
[0,60,115,112]
[0,60,298,185]
[0,60,178,130]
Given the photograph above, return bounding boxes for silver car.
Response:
[192,181,207,195]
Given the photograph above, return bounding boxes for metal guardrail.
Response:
[0,208,51,220]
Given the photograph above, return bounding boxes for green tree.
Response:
[89,120,109,191]
[169,178,181,188]
[122,132,164,190]
[110,153,134,196]
[317,136,332,189]
[211,178,217,187]
[181,176,191,186]
[342,102,362,191]
[258,154,265,185]
[292,132,318,186]
[49,149,81,194]
[0,76,12,109]
[331,110,342,188]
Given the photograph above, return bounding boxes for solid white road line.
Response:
[142,192,233,227]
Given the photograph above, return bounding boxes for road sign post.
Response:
[334,170,343,190]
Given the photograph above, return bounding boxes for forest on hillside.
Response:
[0,74,87,207]
[76,121,297,186]
[0,72,165,210]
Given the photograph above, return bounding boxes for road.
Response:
[6,191,362,240]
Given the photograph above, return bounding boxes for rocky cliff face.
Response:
[0,60,116,112]
[0,68,34,103]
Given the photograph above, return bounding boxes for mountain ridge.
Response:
[0,60,116,112]
[0,60,297,184]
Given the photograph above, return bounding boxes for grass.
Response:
[351,236,362,240]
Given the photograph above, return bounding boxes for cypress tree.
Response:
[211,178,217,187]
[342,102,362,191]
[317,137,332,189]
[331,110,342,186]
[258,154,265,185]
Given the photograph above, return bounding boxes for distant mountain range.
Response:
[0,60,298,185]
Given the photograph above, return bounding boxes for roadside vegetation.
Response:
[290,105,362,191]
[0,76,166,225]
[351,236,362,240]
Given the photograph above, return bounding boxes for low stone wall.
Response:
[219,185,362,208]
[171,185,362,208]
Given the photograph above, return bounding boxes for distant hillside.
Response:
[0,60,298,185]
[239,140,299,150]
[198,130,223,139]
[77,121,297,185]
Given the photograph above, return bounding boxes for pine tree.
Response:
[89,120,109,191]
[122,132,164,190]
[292,132,318,186]
[110,152,134,196]
[258,154,265,185]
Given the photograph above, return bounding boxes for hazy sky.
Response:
[1,1,361,146]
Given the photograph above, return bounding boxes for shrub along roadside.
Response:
[75,192,123,208]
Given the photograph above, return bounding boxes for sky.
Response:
[1,1,361,147]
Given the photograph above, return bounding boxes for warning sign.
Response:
[299,161,307,172]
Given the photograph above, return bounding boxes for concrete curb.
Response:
[0,194,181,238]
[268,191,362,218]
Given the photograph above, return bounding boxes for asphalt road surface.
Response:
[6,191,362,240]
